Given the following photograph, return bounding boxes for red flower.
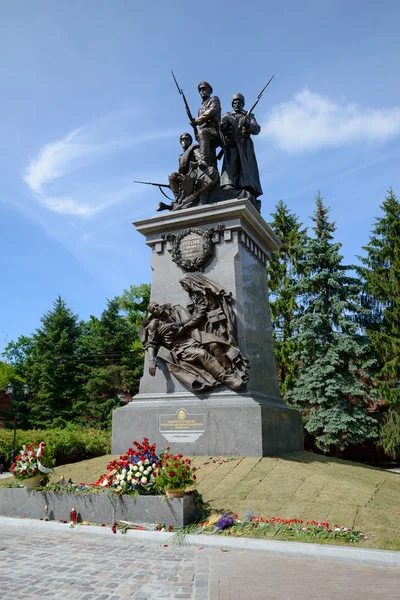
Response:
[174,462,179,468]
[169,471,176,477]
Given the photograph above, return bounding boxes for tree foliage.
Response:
[358,188,400,404]
[0,361,21,391]
[20,296,81,428]
[267,201,307,396]
[75,298,141,427]
[287,193,377,452]
[358,188,400,456]
[2,286,151,430]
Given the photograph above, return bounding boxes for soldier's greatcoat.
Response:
[220,110,263,198]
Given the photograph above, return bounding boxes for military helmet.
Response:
[198,81,213,94]
[232,93,245,106]
[179,132,193,144]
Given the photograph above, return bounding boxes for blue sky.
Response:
[1,0,400,352]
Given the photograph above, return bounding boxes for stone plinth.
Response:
[112,392,303,457]
[0,488,199,527]
[112,198,303,456]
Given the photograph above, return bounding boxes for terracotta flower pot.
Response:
[165,489,185,498]
[23,474,44,490]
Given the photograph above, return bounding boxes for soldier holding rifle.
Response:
[220,92,263,203]
[168,132,201,204]
[190,81,222,168]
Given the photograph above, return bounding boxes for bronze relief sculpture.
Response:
[140,273,249,392]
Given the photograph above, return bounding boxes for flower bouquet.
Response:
[11,442,54,489]
[154,451,196,498]
[95,438,161,495]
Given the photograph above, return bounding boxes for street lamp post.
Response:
[6,382,30,465]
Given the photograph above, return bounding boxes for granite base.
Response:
[0,488,199,527]
[112,392,303,457]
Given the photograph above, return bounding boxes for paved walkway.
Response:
[1,525,399,599]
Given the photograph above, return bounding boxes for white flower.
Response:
[131,478,138,485]
[120,471,126,480]
[139,466,144,472]
[141,476,147,484]
[145,467,151,475]
[127,474,132,481]
[144,459,149,465]
[101,479,109,487]
[152,464,158,470]
[137,461,143,467]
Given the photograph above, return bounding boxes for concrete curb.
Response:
[1,517,399,567]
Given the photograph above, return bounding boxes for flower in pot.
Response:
[10,442,54,489]
[154,453,196,498]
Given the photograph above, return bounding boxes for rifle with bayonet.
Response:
[216,75,275,161]
[134,180,174,201]
[171,70,198,140]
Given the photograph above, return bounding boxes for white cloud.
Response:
[262,89,400,152]
[40,195,100,216]
[23,117,177,216]
[24,129,84,193]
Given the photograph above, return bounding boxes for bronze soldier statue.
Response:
[167,132,218,211]
[220,93,263,207]
[190,81,221,168]
[168,132,201,203]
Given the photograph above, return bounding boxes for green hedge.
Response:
[0,427,111,466]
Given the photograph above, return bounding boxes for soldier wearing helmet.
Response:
[220,92,262,208]
[168,133,201,203]
[190,81,221,168]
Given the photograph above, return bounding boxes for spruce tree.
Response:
[76,298,139,427]
[358,188,400,456]
[26,297,81,427]
[267,201,307,397]
[288,193,377,452]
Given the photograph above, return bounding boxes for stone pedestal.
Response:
[0,489,199,527]
[112,198,303,456]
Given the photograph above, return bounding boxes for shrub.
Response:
[0,427,110,466]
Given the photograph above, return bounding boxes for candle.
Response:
[70,507,77,524]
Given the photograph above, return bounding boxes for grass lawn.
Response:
[3,450,399,551]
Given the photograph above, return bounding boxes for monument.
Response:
[112,74,303,456]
